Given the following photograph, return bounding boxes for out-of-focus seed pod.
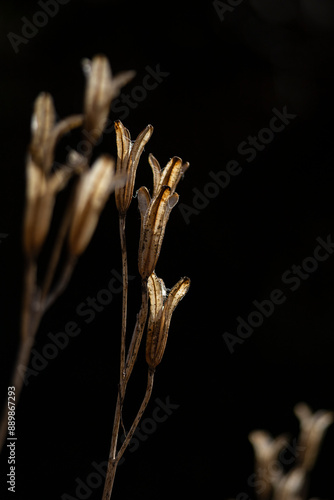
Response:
[294,402,334,471]
[83,56,135,143]
[30,92,56,170]
[23,160,55,259]
[68,155,125,256]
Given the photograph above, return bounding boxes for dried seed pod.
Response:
[115,121,153,215]
[294,402,334,471]
[138,186,178,279]
[23,160,56,259]
[137,186,151,245]
[275,467,307,500]
[83,56,135,143]
[30,92,56,170]
[249,430,289,464]
[249,430,288,500]
[24,93,84,258]
[146,273,190,370]
[68,155,125,256]
[148,154,190,198]
[137,152,189,278]
[29,92,84,174]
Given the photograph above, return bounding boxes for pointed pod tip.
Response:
[182,161,190,173]
[180,276,191,292]
[148,152,159,166]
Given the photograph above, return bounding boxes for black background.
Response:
[1,0,334,499]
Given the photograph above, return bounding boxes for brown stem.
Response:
[43,256,77,312]
[0,176,78,454]
[119,213,128,394]
[20,259,38,340]
[104,215,128,466]
[124,280,148,385]
[102,368,155,500]
[101,281,149,499]
[40,182,78,305]
[0,259,37,452]
[107,282,148,462]
[0,333,36,451]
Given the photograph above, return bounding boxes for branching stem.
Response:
[102,368,155,500]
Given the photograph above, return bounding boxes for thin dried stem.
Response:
[102,281,149,498]
[102,368,155,500]
[40,177,79,305]
[0,185,79,455]
[0,333,36,451]
[0,260,37,451]
[107,283,148,454]
[119,213,128,395]
[116,368,155,462]
[124,280,148,385]
[0,173,81,454]
[43,256,77,312]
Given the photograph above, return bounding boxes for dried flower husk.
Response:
[24,161,54,258]
[248,430,289,500]
[68,155,125,256]
[115,121,153,215]
[136,154,189,279]
[24,90,86,258]
[138,186,179,280]
[148,154,189,198]
[83,56,135,143]
[146,272,190,369]
[29,92,56,170]
[294,402,334,471]
[30,91,84,173]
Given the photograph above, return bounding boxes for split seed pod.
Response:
[146,272,190,370]
[138,185,179,280]
[148,154,189,197]
[137,155,189,279]
[115,121,153,215]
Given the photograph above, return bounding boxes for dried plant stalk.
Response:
[1,55,190,500]
[0,55,132,451]
[101,122,190,499]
